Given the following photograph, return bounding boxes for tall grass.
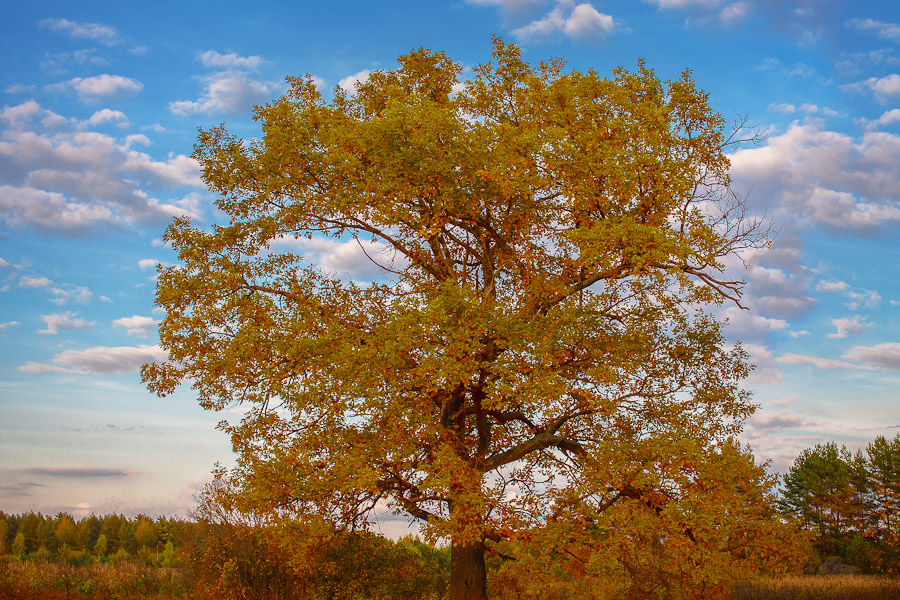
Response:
[734,575,900,600]
[0,559,188,599]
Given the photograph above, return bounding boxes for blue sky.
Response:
[2,0,899,522]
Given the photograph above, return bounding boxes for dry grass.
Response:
[734,575,900,600]
[0,560,188,599]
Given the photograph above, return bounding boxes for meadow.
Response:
[3,559,900,600]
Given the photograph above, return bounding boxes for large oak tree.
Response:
[144,39,780,599]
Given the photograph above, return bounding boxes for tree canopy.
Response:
[143,39,788,599]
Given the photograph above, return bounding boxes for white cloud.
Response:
[0,257,9,268]
[275,235,405,281]
[38,311,93,335]
[876,108,900,126]
[39,18,121,46]
[816,279,849,292]
[512,1,614,40]
[338,70,372,94]
[842,343,900,370]
[846,289,881,310]
[123,134,150,149]
[729,122,900,234]
[777,353,867,370]
[769,102,796,113]
[721,306,788,342]
[169,71,279,115]
[719,2,748,23]
[19,275,52,288]
[112,315,158,337]
[848,73,900,103]
[0,186,121,233]
[848,18,900,42]
[742,343,783,384]
[0,321,21,333]
[826,315,870,339]
[18,344,167,375]
[0,101,203,233]
[742,263,816,319]
[198,50,263,70]
[50,285,93,306]
[138,259,160,270]
[57,75,144,104]
[87,109,129,128]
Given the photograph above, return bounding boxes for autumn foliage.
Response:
[141,38,802,598]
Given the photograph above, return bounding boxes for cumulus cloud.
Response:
[18,344,168,375]
[847,73,900,103]
[721,306,788,342]
[742,343,783,384]
[816,279,850,292]
[54,75,143,104]
[0,101,203,234]
[512,1,614,40]
[138,259,160,270]
[169,71,279,115]
[827,315,871,339]
[113,315,158,337]
[87,109,129,128]
[198,50,263,70]
[49,284,93,306]
[875,108,900,127]
[846,289,881,310]
[842,342,900,370]
[848,18,900,42]
[0,320,21,333]
[275,235,405,281]
[338,70,372,94]
[719,1,748,23]
[742,262,816,319]
[38,311,93,335]
[729,122,900,235]
[769,102,796,113]
[19,275,52,288]
[39,18,121,46]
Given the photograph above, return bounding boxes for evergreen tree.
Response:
[778,442,864,558]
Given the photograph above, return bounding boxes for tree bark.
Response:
[450,539,487,600]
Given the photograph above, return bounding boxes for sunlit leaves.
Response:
[143,37,774,596]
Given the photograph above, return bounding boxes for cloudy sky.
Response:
[2,0,899,522]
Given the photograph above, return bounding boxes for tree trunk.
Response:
[450,539,487,600]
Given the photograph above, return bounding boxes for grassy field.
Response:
[3,559,900,600]
[0,560,190,600]
[734,575,900,600]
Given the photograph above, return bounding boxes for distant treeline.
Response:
[0,511,449,599]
